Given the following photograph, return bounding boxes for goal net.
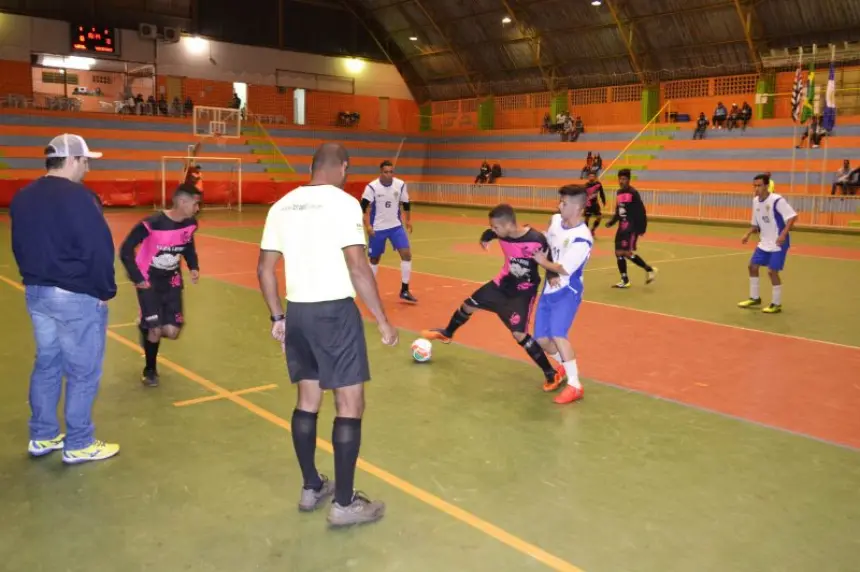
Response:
[159,155,243,211]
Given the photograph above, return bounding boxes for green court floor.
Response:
[1,207,858,572]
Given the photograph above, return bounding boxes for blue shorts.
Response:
[368,226,410,258]
[534,286,582,340]
[750,246,788,271]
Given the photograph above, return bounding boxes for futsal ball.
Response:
[411,338,432,363]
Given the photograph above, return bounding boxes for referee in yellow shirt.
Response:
[257,142,398,527]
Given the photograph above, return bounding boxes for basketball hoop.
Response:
[213,130,226,149]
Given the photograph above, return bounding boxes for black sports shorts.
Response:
[615,229,640,251]
[584,201,602,217]
[465,281,536,334]
[137,278,184,329]
[284,297,370,390]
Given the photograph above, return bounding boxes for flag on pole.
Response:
[821,62,836,132]
[790,65,803,122]
[800,62,816,123]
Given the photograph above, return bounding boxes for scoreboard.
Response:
[71,24,119,56]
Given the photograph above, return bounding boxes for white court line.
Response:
[196,231,859,351]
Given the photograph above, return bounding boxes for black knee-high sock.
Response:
[139,328,160,371]
[518,334,555,380]
[591,218,600,232]
[444,307,472,337]
[628,254,653,272]
[332,417,362,506]
[291,409,322,490]
[616,256,629,282]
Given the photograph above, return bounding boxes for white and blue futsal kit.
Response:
[362,177,410,258]
[534,215,593,339]
[749,192,797,271]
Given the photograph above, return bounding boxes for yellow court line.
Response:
[0,275,583,572]
[173,383,279,407]
[108,322,139,329]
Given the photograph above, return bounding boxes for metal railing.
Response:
[408,182,860,229]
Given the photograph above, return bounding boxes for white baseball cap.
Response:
[44,134,103,159]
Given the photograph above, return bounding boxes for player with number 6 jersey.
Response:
[360,160,417,303]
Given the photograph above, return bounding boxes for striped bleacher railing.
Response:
[408,182,860,230]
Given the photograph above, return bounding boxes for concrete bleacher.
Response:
[2,110,859,205]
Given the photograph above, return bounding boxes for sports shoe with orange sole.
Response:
[420,329,452,344]
[543,364,567,392]
[554,385,584,404]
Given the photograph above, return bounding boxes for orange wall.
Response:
[0,60,34,98]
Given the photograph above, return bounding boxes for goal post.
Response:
[159,155,243,212]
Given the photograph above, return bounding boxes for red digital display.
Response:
[71,25,119,55]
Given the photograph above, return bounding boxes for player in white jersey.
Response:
[360,160,417,303]
[738,173,797,314]
[532,185,593,405]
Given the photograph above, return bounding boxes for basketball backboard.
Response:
[193,105,242,139]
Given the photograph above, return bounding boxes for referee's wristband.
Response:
[270,314,285,322]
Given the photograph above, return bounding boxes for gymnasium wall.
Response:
[0,13,418,131]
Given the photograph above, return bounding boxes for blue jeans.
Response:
[24,285,109,450]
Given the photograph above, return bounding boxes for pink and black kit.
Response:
[468,228,548,333]
[119,212,199,329]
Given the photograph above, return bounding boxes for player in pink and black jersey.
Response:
[119,184,202,387]
[421,204,566,388]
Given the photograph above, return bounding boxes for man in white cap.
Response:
[9,134,120,464]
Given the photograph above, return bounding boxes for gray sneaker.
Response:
[298,475,335,512]
[327,491,386,527]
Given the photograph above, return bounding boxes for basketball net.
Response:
[213,130,226,149]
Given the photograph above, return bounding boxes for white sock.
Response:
[750,277,760,299]
[563,360,581,388]
[772,285,782,305]
[550,352,562,364]
[371,264,378,277]
[401,260,412,284]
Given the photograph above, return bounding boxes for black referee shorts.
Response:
[284,297,370,390]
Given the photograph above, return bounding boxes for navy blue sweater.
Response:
[10,176,117,301]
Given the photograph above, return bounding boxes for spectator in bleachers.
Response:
[726,104,741,131]
[146,95,157,115]
[475,161,491,184]
[712,102,727,129]
[230,92,241,109]
[796,115,827,149]
[693,112,709,139]
[561,114,574,141]
[490,163,503,184]
[843,168,860,195]
[832,160,853,195]
[591,152,603,176]
[570,116,585,141]
[541,113,553,134]
[157,95,168,116]
[580,152,594,178]
[740,101,752,130]
[184,97,194,117]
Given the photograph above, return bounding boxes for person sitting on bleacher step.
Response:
[740,102,752,130]
[712,102,727,129]
[693,113,709,139]
[726,104,741,131]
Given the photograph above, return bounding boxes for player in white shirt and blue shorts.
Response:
[738,173,797,314]
[360,160,417,303]
[532,185,593,405]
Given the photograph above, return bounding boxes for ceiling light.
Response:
[502,16,512,24]
[344,57,365,73]
[42,55,96,70]
[591,0,602,5]
[184,36,209,55]
[409,36,418,41]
